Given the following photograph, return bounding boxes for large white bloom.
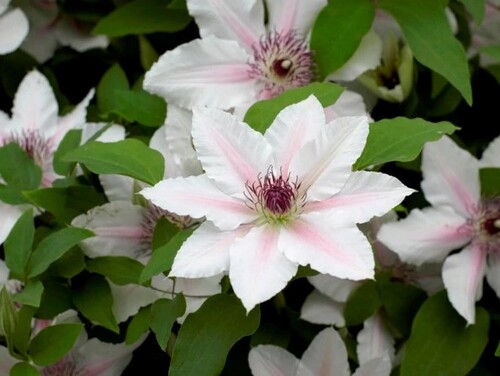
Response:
[143,0,381,111]
[248,326,391,376]
[378,135,500,324]
[0,0,28,54]
[140,95,414,312]
[0,69,122,245]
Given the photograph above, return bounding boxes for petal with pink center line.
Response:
[280,213,375,281]
[266,0,327,36]
[421,136,481,218]
[170,222,252,279]
[300,290,346,326]
[248,345,300,376]
[192,107,273,199]
[291,116,369,201]
[10,70,58,135]
[377,206,473,266]
[306,171,415,224]
[140,175,255,231]
[229,225,298,312]
[187,0,263,51]
[143,36,257,110]
[442,242,487,324]
[264,95,325,176]
[298,327,350,376]
[357,314,395,365]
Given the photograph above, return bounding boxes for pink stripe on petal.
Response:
[93,226,144,239]
[164,64,251,84]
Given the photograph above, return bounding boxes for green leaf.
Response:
[12,305,36,357]
[152,217,180,250]
[0,287,18,355]
[36,280,74,320]
[96,64,129,114]
[126,306,151,345]
[28,323,83,366]
[150,295,186,350]
[13,280,44,307]
[480,45,500,60]
[52,130,82,176]
[400,291,489,376]
[24,186,107,224]
[4,209,34,279]
[243,82,344,133]
[378,281,426,337]
[93,0,192,37]
[379,0,472,104]
[63,139,165,185]
[26,227,94,278]
[495,341,500,357]
[354,117,458,170]
[10,362,40,376]
[0,143,42,189]
[113,89,167,127]
[140,228,194,284]
[49,248,86,279]
[169,294,260,376]
[343,280,381,326]
[479,168,500,196]
[139,35,159,70]
[0,184,29,205]
[310,0,375,79]
[86,256,145,285]
[72,274,119,333]
[459,0,486,24]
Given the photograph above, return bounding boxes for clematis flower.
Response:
[143,0,382,112]
[377,135,500,324]
[72,108,219,323]
[16,0,109,62]
[469,0,500,67]
[248,326,391,376]
[0,69,122,245]
[0,310,143,376]
[0,0,28,54]
[140,95,414,312]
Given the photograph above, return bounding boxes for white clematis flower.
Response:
[378,135,500,324]
[140,95,414,312]
[0,0,28,54]
[143,0,381,112]
[248,326,391,376]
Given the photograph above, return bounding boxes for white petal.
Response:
[280,214,375,281]
[308,274,360,302]
[324,90,370,123]
[266,0,327,35]
[99,174,136,202]
[0,203,25,245]
[357,314,395,365]
[55,17,109,52]
[0,8,28,54]
[187,0,263,51]
[306,171,414,224]
[76,337,143,376]
[143,36,257,110]
[71,201,147,258]
[298,327,350,376]
[173,275,222,321]
[300,290,346,326]
[443,243,486,325]
[292,116,369,201]
[480,135,500,168]
[377,206,473,266]
[248,345,299,376]
[81,122,126,144]
[192,107,273,198]
[328,31,383,82]
[353,356,392,376]
[0,345,16,375]
[110,282,162,323]
[0,259,8,284]
[140,175,255,231]
[421,136,481,218]
[170,222,251,278]
[265,95,325,176]
[487,253,500,301]
[50,89,94,143]
[10,70,58,135]
[229,225,298,312]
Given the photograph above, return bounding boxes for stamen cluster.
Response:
[477,197,500,252]
[248,30,314,98]
[2,129,52,167]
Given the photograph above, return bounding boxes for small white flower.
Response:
[140,95,414,312]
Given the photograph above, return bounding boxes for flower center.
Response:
[476,197,500,251]
[248,30,314,99]
[245,167,304,223]
[1,130,52,169]
[41,356,79,376]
